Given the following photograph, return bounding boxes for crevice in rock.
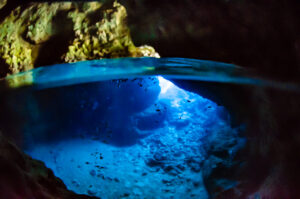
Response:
[34,10,75,67]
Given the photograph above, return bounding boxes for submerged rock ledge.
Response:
[0,132,98,199]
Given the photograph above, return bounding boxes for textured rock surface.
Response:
[171,79,300,199]
[122,0,300,81]
[0,0,6,9]
[0,132,98,199]
[0,1,158,76]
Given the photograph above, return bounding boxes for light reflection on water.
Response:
[2,57,298,91]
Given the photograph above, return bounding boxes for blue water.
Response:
[14,76,241,199]
[0,57,265,198]
[3,57,297,90]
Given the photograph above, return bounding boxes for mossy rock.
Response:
[0,1,159,76]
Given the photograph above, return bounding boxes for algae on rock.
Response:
[0,1,159,77]
[0,0,6,9]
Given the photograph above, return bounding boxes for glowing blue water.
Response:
[20,76,241,199]
[0,58,252,198]
[3,57,297,91]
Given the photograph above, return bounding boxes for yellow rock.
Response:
[0,1,159,77]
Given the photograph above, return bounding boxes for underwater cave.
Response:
[24,76,244,199]
[0,61,245,199]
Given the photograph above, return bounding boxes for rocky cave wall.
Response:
[0,132,99,199]
[0,0,158,76]
[122,0,300,81]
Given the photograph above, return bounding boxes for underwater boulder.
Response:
[0,132,98,199]
[170,79,300,198]
[133,101,167,131]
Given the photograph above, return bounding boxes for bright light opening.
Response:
[158,76,173,94]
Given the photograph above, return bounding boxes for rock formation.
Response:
[0,1,158,76]
[0,0,6,9]
[0,131,98,199]
[122,0,300,81]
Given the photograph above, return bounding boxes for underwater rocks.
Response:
[0,1,159,76]
[201,126,246,198]
[0,132,98,199]
[171,80,300,199]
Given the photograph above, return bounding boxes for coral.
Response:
[0,1,159,77]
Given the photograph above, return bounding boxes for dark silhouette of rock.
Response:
[0,132,98,199]
[122,0,300,82]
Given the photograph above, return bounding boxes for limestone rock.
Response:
[0,0,6,10]
[0,1,159,76]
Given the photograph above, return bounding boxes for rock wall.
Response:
[0,1,158,76]
[122,0,300,81]
[172,79,300,199]
[0,0,6,9]
[0,132,98,199]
